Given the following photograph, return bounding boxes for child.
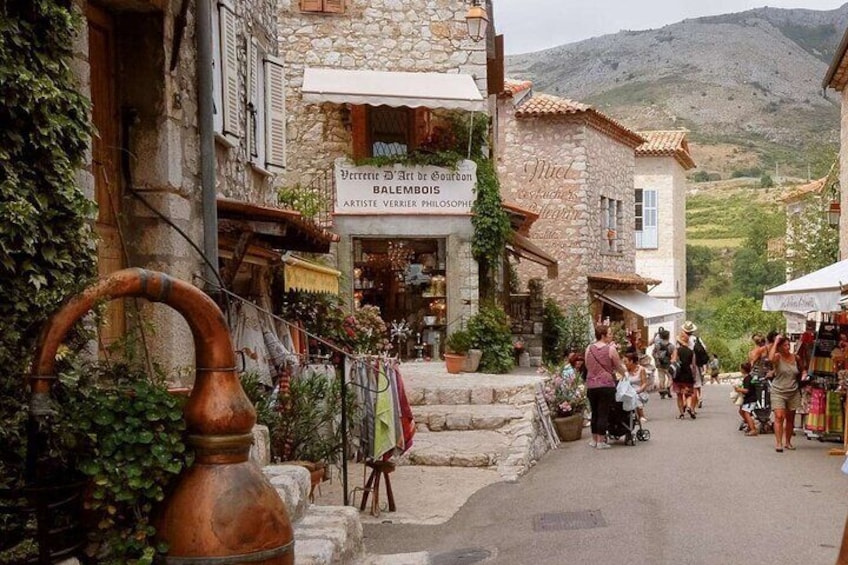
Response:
[736,361,758,436]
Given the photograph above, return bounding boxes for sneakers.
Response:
[588,440,597,448]
[595,442,611,450]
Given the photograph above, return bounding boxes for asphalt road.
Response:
[362,384,848,565]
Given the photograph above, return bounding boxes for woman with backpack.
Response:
[671,331,697,419]
[651,328,675,399]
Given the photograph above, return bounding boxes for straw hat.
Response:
[681,320,698,334]
[677,331,690,346]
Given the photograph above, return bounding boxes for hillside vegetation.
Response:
[506,4,848,179]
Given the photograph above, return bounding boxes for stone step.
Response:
[400,363,545,407]
[294,505,364,565]
[398,430,509,468]
[263,464,312,523]
[412,404,527,431]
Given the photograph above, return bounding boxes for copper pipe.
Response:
[30,268,293,563]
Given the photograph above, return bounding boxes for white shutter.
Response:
[219,1,240,138]
[211,3,223,134]
[265,55,286,170]
[247,39,258,158]
[643,189,658,248]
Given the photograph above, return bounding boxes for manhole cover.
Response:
[533,510,607,532]
[431,548,492,565]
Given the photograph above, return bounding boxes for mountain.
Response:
[505,5,848,178]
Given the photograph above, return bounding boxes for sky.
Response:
[495,0,848,54]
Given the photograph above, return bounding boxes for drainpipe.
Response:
[196,0,220,288]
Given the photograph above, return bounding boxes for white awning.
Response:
[595,289,684,325]
[762,259,848,314]
[301,68,486,111]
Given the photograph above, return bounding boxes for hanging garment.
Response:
[807,387,826,432]
[373,362,398,460]
[393,367,416,454]
[825,391,844,435]
[231,302,273,386]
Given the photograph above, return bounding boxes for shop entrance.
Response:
[353,238,447,359]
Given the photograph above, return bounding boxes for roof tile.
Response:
[636,130,696,170]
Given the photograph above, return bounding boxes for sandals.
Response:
[677,413,685,419]
[775,448,784,453]
[687,408,696,419]
[785,445,796,450]
[745,431,758,437]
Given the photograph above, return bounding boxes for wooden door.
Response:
[88,5,125,349]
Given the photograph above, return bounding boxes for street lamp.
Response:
[827,201,841,227]
[465,0,489,43]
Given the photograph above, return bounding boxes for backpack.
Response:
[653,340,672,369]
[693,337,709,367]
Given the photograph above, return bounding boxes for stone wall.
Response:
[73,0,281,378]
[841,88,848,262]
[276,0,488,191]
[496,97,636,308]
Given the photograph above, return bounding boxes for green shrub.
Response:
[542,300,592,365]
[445,329,473,355]
[466,304,514,374]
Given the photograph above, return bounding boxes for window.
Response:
[635,189,658,249]
[350,106,430,159]
[601,196,621,253]
[212,0,239,140]
[300,0,345,13]
[247,40,286,171]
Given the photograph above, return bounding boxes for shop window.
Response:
[247,39,286,171]
[635,188,658,249]
[350,105,430,160]
[300,0,345,14]
[601,196,622,253]
[211,0,240,140]
[352,238,447,359]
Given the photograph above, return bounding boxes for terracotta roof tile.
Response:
[514,93,645,149]
[781,177,827,203]
[503,78,533,97]
[636,130,696,170]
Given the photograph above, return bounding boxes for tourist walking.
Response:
[682,320,705,411]
[736,361,758,436]
[769,334,803,452]
[585,324,625,449]
[708,354,720,384]
[671,330,697,419]
[651,327,675,399]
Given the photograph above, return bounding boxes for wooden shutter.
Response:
[643,189,658,248]
[264,55,286,170]
[350,105,369,160]
[323,0,345,13]
[247,39,258,158]
[219,1,240,137]
[487,34,504,95]
[300,0,322,11]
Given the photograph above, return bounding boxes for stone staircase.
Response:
[398,364,552,481]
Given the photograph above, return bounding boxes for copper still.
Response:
[29,268,293,563]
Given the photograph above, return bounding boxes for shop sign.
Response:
[334,158,476,215]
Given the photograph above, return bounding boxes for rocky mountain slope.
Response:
[505,5,848,177]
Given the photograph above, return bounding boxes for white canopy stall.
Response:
[762,259,848,314]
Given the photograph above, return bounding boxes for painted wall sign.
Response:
[334,158,476,215]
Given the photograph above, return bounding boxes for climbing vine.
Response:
[0,0,97,486]
[471,158,510,300]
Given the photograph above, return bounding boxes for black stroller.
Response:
[752,379,774,434]
[607,398,651,446]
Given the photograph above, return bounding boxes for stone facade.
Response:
[634,155,687,337]
[72,0,281,377]
[276,0,490,329]
[495,96,637,307]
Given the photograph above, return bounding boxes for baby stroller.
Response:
[752,379,774,434]
[607,398,651,446]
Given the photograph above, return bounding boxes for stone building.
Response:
[495,80,681,332]
[72,0,333,376]
[275,0,500,356]
[634,130,695,338]
[823,32,847,261]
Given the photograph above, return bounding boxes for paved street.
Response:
[361,384,848,564]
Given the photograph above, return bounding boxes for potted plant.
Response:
[444,329,472,374]
[542,362,588,442]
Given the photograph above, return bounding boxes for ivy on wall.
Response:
[471,158,510,301]
[0,0,97,485]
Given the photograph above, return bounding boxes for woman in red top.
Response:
[584,324,625,450]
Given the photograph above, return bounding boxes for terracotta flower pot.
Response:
[444,353,466,374]
[553,414,583,442]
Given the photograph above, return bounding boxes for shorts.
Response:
[770,389,801,411]
[741,402,757,413]
[672,382,694,395]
